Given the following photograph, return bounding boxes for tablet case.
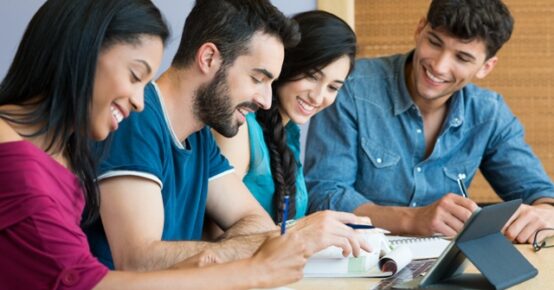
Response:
[393,199,538,290]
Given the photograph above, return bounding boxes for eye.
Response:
[306,72,319,81]
[251,76,262,84]
[428,37,440,47]
[456,55,471,63]
[328,85,340,92]
[130,71,141,83]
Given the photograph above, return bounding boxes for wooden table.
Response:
[286,245,553,289]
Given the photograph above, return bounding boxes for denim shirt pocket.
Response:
[442,158,481,196]
[361,138,400,168]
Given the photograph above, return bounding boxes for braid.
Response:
[256,98,297,223]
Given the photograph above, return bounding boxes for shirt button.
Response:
[376,158,382,164]
[412,202,417,207]
[416,129,422,134]
[416,167,422,172]
[458,173,466,179]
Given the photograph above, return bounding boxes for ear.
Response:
[475,56,498,79]
[415,17,427,42]
[195,42,222,75]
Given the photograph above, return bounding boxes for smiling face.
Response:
[277,55,350,125]
[90,35,163,140]
[407,19,498,107]
[196,32,284,137]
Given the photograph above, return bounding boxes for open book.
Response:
[304,231,413,278]
[386,235,450,260]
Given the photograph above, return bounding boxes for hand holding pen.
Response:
[285,210,375,257]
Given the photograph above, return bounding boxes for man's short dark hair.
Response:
[427,0,514,59]
[172,0,300,68]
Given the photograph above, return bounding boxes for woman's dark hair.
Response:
[256,10,356,223]
[0,0,169,225]
[427,0,513,59]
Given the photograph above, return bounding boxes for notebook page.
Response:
[386,236,450,260]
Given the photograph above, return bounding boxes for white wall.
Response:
[0,0,316,160]
[0,0,316,80]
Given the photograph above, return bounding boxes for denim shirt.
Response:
[304,52,554,213]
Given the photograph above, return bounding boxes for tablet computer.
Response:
[394,199,537,290]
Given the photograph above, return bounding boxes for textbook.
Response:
[304,232,413,278]
[386,235,450,260]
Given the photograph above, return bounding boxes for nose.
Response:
[308,83,325,106]
[432,52,451,76]
[130,89,145,112]
[255,84,273,110]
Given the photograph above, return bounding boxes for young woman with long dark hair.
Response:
[0,1,306,289]
[213,10,372,255]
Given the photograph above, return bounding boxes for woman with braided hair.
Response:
[213,10,372,257]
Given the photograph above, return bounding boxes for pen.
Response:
[346,223,376,230]
[457,175,468,198]
[280,195,290,235]
[346,223,390,234]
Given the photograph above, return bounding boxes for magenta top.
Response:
[0,141,108,290]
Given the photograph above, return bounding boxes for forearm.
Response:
[354,203,418,235]
[216,231,277,261]
[219,213,276,239]
[96,259,263,290]
[119,240,222,271]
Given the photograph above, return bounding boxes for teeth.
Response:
[111,105,124,123]
[425,69,446,83]
[298,98,315,112]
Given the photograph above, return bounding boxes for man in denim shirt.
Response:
[305,0,554,244]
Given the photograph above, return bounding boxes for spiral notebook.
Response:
[386,235,450,260]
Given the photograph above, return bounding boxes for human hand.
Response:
[412,193,478,237]
[249,233,307,288]
[502,204,554,244]
[288,210,372,257]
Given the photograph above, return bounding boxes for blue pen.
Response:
[346,223,376,230]
[280,195,290,235]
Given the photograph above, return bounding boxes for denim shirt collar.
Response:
[393,51,465,128]
[445,90,465,128]
[392,51,417,116]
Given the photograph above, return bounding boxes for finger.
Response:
[445,198,477,222]
[358,235,372,253]
[325,210,372,225]
[336,237,353,257]
[347,232,363,257]
[504,214,531,242]
[502,206,522,234]
[517,220,541,244]
[442,212,466,233]
[431,214,458,237]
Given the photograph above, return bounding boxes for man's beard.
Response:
[194,67,259,137]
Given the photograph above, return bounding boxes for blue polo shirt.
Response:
[85,82,233,269]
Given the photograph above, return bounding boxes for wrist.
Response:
[534,202,554,209]
[398,206,419,235]
[243,256,270,288]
